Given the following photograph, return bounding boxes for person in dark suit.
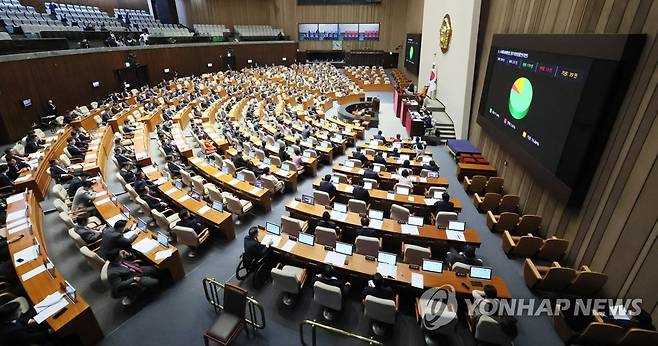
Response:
[23,135,42,155]
[373,152,387,165]
[140,186,169,211]
[133,171,153,191]
[316,211,341,236]
[232,151,249,170]
[6,159,29,181]
[99,220,137,260]
[107,249,162,306]
[363,273,395,300]
[362,163,379,180]
[0,165,13,189]
[48,159,73,183]
[243,227,270,267]
[0,301,52,346]
[66,138,86,159]
[446,245,483,267]
[373,130,385,141]
[352,181,370,204]
[177,210,206,234]
[352,147,367,164]
[166,156,186,177]
[119,163,136,184]
[432,192,455,214]
[422,160,439,173]
[315,265,351,294]
[356,216,378,238]
[115,147,134,167]
[74,214,103,244]
[318,174,337,198]
[278,147,290,162]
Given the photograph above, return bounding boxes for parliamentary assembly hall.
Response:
[0,0,656,345]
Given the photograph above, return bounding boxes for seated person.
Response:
[292,149,303,170]
[363,273,395,300]
[66,138,86,159]
[432,192,455,214]
[74,213,103,244]
[140,186,169,211]
[373,152,387,165]
[446,245,483,267]
[422,160,439,173]
[166,156,188,176]
[177,210,206,234]
[202,136,216,153]
[119,163,136,184]
[260,167,284,193]
[23,134,43,155]
[99,220,137,260]
[0,165,15,189]
[318,174,337,198]
[107,249,162,306]
[232,151,249,170]
[397,169,414,188]
[243,227,271,267]
[392,134,402,143]
[48,159,73,183]
[71,180,96,212]
[115,147,134,167]
[373,130,385,141]
[470,284,499,326]
[352,181,370,204]
[315,265,351,294]
[133,171,153,191]
[356,216,378,238]
[5,159,30,181]
[122,121,136,134]
[362,163,379,180]
[0,300,52,345]
[352,147,367,164]
[66,173,90,197]
[114,138,135,157]
[278,147,290,162]
[316,211,341,236]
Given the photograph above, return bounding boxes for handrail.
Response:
[203,277,266,330]
[299,320,383,346]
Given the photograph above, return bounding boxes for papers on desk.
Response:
[198,205,211,215]
[106,214,127,227]
[377,263,397,278]
[250,187,262,194]
[369,219,383,230]
[386,192,395,200]
[153,177,168,186]
[123,230,137,240]
[357,168,365,175]
[155,249,173,261]
[6,217,28,231]
[96,190,107,198]
[408,196,415,202]
[132,238,159,254]
[411,272,424,289]
[8,221,31,235]
[281,240,296,252]
[424,198,437,206]
[418,177,427,183]
[330,211,348,222]
[15,174,32,183]
[142,165,157,174]
[6,193,25,204]
[261,234,281,247]
[164,187,177,195]
[96,197,111,206]
[229,178,239,185]
[6,210,26,222]
[21,261,54,281]
[401,224,419,235]
[87,153,97,159]
[33,292,69,324]
[14,245,39,268]
[136,153,147,160]
[177,195,191,203]
[324,251,346,267]
[446,230,466,242]
[344,185,354,194]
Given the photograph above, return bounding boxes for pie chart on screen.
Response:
[508,77,533,120]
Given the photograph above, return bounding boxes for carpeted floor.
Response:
[39,89,563,345]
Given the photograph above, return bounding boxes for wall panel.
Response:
[469,0,658,303]
[22,0,149,13]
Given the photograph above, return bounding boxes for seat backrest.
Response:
[100,260,110,284]
[260,175,277,191]
[516,215,542,234]
[58,211,75,228]
[281,216,302,237]
[333,173,348,184]
[315,226,337,248]
[313,281,342,310]
[348,159,362,167]
[68,228,86,248]
[535,237,568,261]
[485,176,504,194]
[313,190,332,206]
[578,322,625,345]
[135,196,151,214]
[180,169,193,186]
[269,155,281,167]
[151,209,171,231]
[403,244,431,265]
[271,267,300,293]
[206,184,223,203]
[363,178,378,189]
[242,169,257,184]
[474,315,512,346]
[348,199,367,214]
[192,175,206,193]
[512,235,543,258]
[390,204,410,223]
[225,195,244,214]
[568,268,608,296]
[223,283,247,318]
[539,267,577,291]
[436,212,457,228]
[427,186,447,197]
[355,236,379,257]
[466,175,487,193]
[480,193,502,212]
[80,246,104,271]
[498,194,519,213]
[617,329,658,346]
[364,295,396,324]
[172,224,200,246]
[53,198,68,213]
[223,160,236,175]
[494,212,519,232]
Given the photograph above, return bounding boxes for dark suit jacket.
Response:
[178,217,205,234]
[24,141,41,154]
[363,169,379,180]
[99,228,135,260]
[432,200,455,213]
[353,186,370,203]
[0,173,12,187]
[373,155,387,165]
[50,164,68,178]
[357,227,378,238]
[0,320,51,346]
[67,144,85,157]
[318,181,336,197]
[120,169,135,184]
[363,285,395,300]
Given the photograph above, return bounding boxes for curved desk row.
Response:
[81,125,113,178]
[332,163,448,193]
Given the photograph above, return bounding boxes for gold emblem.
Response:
[440,14,452,54]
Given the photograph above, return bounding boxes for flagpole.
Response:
[431,53,438,100]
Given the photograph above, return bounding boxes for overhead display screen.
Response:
[404,33,421,75]
[299,23,379,41]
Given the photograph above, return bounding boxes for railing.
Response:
[203,277,266,331]
[299,320,383,346]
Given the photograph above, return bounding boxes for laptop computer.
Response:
[157,231,169,247]
[330,176,340,184]
[237,172,245,182]
[368,209,384,220]
[395,185,410,196]
[363,181,373,190]
[408,216,424,226]
[298,233,315,246]
[448,221,465,231]
[400,154,410,161]
[333,202,347,213]
[121,205,130,217]
[377,251,397,265]
[174,180,183,190]
[212,201,224,212]
[422,259,443,273]
[470,267,492,280]
[345,160,355,168]
[265,222,281,235]
[303,151,311,158]
[301,194,314,205]
[136,218,148,231]
[335,241,353,256]
[189,190,202,201]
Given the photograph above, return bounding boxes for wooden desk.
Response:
[256,228,510,298]
[170,124,193,158]
[224,147,298,192]
[81,126,112,178]
[139,106,163,132]
[6,191,103,345]
[187,157,272,212]
[456,162,498,181]
[285,199,480,247]
[14,128,71,201]
[91,183,185,281]
[132,124,152,167]
[332,164,448,193]
[357,142,430,156]
[322,114,365,139]
[108,104,139,133]
[336,93,365,105]
[347,151,425,174]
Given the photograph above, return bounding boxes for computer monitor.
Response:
[280,164,289,172]
[395,185,410,196]
[448,221,465,231]
[335,134,343,141]
[212,201,224,212]
[237,172,245,182]
[286,147,295,154]
[255,180,264,188]
[303,151,311,158]
[136,218,147,231]
[470,267,492,280]
[298,233,314,246]
[335,241,353,256]
[408,216,424,226]
[157,231,169,247]
[428,171,439,178]
[248,151,256,158]
[433,190,444,199]
[265,222,281,235]
[377,251,397,265]
[330,176,340,184]
[345,160,355,168]
[422,259,443,273]
[301,195,314,205]
[333,202,347,213]
[189,190,202,201]
[422,156,432,163]
[121,205,130,217]
[400,154,410,161]
[174,180,183,190]
[368,209,384,220]
[263,157,271,165]
[363,181,373,190]
[373,165,382,172]
[221,166,229,174]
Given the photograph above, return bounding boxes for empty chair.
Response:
[171,221,209,258]
[473,315,514,346]
[463,175,487,194]
[435,211,457,228]
[363,178,378,189]
[390,204,410,223]
[315,226,337,249]
[281,216,308,238]
[355,235,380,257]
[270,264,307,305]
[151,208,180,234]
[313,190,333,206]
[261,175,284,194]
[535,237,569,261]
[616,329,658,346]
[269,155,281,167]
[566,266,608,296]
[497,194,520,213]
[347,199,367,214]
[486,212,519,233]
[485,177,504,194]
[203,283,248,346]
[523,259,577,292]
[514,214,542,236]
[80,245,106,270]
[207,184,230,205]
[134,197,152,216]
[240,169,257,185]
[502,231,543,258]
[402,243,431,265]
[332,173,349,184]
[223,160,236,176]
[427,186,447,198]
[225,195,253,223]
[313,281,342,321]
[364,295,397,336]
[474,192,501,213]
[347,159,362,167]
[553,304,625,346]
[180,169,195,187]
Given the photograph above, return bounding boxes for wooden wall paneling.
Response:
[181,0,274,26]
[469,0,658,300]
[625,225,658,320]
[22,0,149,13]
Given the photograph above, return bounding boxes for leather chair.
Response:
[172,222,210,258]
[284,160,304,175]
[474,192,501,213]
[192,175,213,195]
[502,231,543,258]
[390,204,410,223]
[315,226,337,249]
[348,199,368,214]
[254,148,266,161]
[355,236,380,257]
[180,169,195,187]
[348,158,362,168]
[427,186,447,198]
[523,259,576,292]
[223,160,237,176]
[416,286,458,343]
[364,295,398,336]
[125,183,139,202]
[204,283,248,346]
[332,173,349,184]
[566,266,608,296]
[225,195,253,223]
[515,215,542,236]
[68,228,100,250]
[207,184,230,205]
[313,190,333,206]
[80,246,106,270]
[271,264,307,306]
[313,281,342,321]
[485,176,504,194]
[553,303,625,346]
[617,329,658,346]
[535,237,569,261]
[463,175,487,194]
[135,197,152,216]
[486,212,519,233]
[402,243,431,265]
[115,172,129,188]
[240,170,257,185]
[435,211,457,228]
[281,216,308,238]
[363,178,378,189]
[497,194,520,213]
[474,315,513,346]
[261,175,284,194]
[269,155,282,168]
[152,208,180,235]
